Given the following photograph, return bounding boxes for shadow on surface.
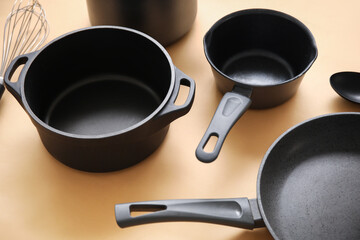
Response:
[231,228,273,240]
[330,96,360,112]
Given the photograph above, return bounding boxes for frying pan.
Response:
[115,113,360,240]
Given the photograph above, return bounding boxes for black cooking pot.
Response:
[116,113,360,240]
[196,9,318,163]
[86,0,197,46]
[4,26,195,172]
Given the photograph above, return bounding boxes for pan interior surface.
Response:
[222,49,294,85]
[45,75,161,135]
[259,114,360,240]
[204,9,317,88]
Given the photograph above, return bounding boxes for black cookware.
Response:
[116,113,360,240]
[4,26,195,172]
[86,0,197,46]
[330,71,360,103]
[196,9,318,163]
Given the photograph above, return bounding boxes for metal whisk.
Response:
[0,0,49,99]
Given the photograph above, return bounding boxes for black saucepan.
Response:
[115,113,360,240]
[86,0,197,46]
[196,9,318,163]
[4,26,195,172]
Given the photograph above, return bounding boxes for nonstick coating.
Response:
[45,75,161,135]
[222,49,294,86]
[115,113,360,237]
[22,27,172,137]
[196,9,318,163]
[330,71,360,104]
[258,113,360,239]
[204,9,317,89]
[4,26,197,172]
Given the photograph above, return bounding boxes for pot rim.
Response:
[21,26,176,139]
[203,8,318,88]
[256,112,360,240]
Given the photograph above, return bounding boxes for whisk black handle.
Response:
[0,80,4,100]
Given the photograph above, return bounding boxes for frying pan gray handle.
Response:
[196,86,252,163]
[4,52,37,105]
[156,67,196,122]
[115,198,258,229]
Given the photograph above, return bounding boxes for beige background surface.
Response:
[1,0,360,239]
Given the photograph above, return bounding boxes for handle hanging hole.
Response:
[174,79,190,106]
[203,134,219,153]
[6,56,29,83]
[130,204,167,217]
[9,63,26,83]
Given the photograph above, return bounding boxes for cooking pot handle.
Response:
[115,198,264,229]
[4,52,37,104]
[156,67,195,122]
[196,86,252,163]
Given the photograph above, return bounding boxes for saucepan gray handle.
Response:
[196,86,252,163]
[115,198,259,229]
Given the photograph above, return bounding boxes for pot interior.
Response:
[205,9,317,86]
[24,27,172,135]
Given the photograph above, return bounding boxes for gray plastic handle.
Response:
[115,198,259,229]
[196,86,252,163]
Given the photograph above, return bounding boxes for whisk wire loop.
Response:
[0,0,48,81]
